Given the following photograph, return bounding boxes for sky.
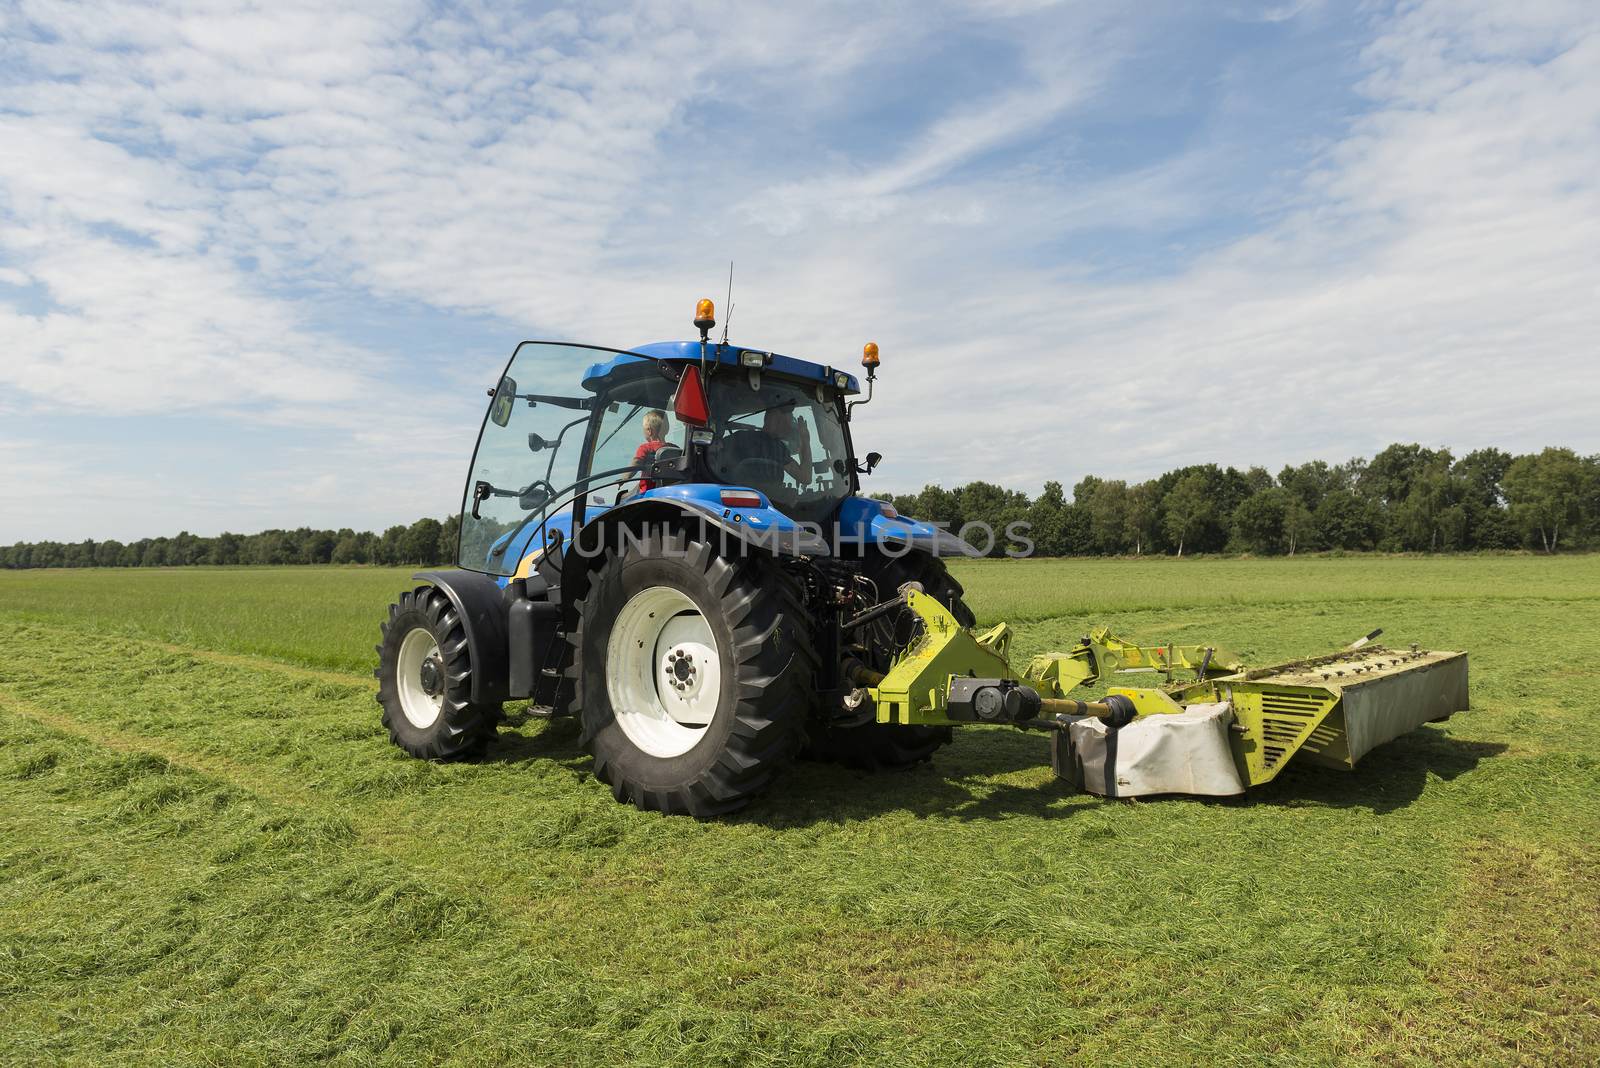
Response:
[1,0,1597,542]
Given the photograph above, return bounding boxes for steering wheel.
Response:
[729,457,785,486]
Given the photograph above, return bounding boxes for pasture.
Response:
[2,556,1597,1064]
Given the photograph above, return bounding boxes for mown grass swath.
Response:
[2,558,1597,1063]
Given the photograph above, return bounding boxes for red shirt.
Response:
[633,439,669,490]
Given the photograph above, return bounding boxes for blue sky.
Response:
[2,0,1597,541]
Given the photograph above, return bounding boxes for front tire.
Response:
[569,528,816,817]
[376,585,495,759]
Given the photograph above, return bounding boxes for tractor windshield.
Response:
[458,342,625,575]
[705,374,850,526]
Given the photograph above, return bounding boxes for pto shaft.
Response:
[1039,697,1120,718]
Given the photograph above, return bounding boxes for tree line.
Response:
[3,444,1597,569]
[1,516,463,570]
[884,444,1599,556]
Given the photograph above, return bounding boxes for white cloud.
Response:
[1254,1,1322,24]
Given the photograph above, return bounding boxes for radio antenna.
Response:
[719,260,734,346]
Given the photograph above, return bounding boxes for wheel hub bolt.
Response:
[419,655,443,697]
[664,648,697,692]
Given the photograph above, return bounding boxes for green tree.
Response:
[1243,466,1274,495]
[402,518,444,565]
[893,485,961,531]
[302,529,337,565]
[378,526,408,566]
[1284,497,1315,555]
[1124,481,1159,556]
[1393,449,1457,551]
[440,514,462,563]
[1360,443,1444,506]
[1278,460,1340,512]
[170,531,201,566]
[1026,481,1071,557]
[1583,454,1600,546]
[332,535,366,564]
[1231,488,1291,554]
[1503,448,1587,552]
[1314,490,1380,550]
[1082,479,1129,554]
[1153,465,1246,553]
[250,531,290,565]
[933,482,1029,556]
[206,532,243,565]
[1162,473,1213,557]
[1453,447,1512,509]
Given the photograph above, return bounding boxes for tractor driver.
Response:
[736,403,813,487]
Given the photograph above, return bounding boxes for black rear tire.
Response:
[376,585,496,760]
[567,528,817,817]
[807,551,971,770]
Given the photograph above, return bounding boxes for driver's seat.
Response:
[618,444,684,502]
[721,428,786,467]
[714,428,788,488]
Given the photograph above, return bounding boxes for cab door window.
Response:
[585,374,679,507]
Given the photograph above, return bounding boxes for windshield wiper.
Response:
[593,402,646,457]
[517,393,593,411]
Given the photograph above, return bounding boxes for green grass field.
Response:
[2,557,1597,1065]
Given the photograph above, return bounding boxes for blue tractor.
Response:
[375,299,979,816]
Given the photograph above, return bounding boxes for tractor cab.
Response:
[457,336,866,578]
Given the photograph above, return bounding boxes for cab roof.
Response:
[581,341,861,394]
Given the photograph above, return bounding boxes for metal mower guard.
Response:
[863,590,1469,797]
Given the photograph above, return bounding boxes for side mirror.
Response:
[865,451,882,474]
[518,485,550,512]
[527,432,547,453]
[489,376,518,427]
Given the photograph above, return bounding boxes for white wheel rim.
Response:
[396,627,444,729]
[605,585,722,758]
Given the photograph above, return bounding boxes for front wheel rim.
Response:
[396,627,444,729]
[605,586,722,758]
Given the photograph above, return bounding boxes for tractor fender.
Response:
[564,497,828,608]
[412,569,511,706]
[871,524,983,559]
[836,496,984,558]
